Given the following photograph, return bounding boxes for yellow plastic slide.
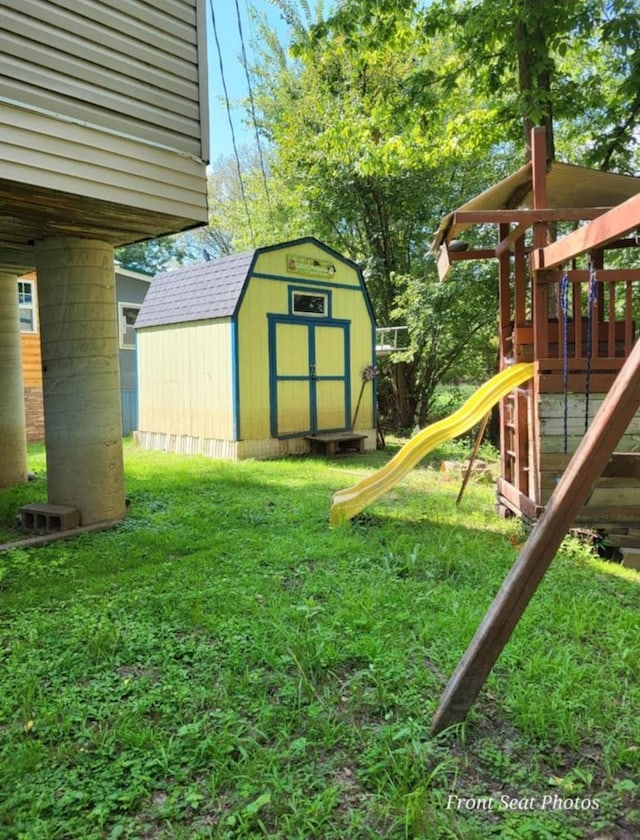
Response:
[330,363,534,525]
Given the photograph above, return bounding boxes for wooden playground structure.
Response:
[434,127,640,548]
[430,127,640,732]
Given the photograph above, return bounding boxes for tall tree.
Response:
[216,0,508,425]
[424,0,639,169]
[115,233,201,275]
[207,0,638,426]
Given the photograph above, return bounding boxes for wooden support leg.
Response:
[456,412,490,506]
[431,336,640,734]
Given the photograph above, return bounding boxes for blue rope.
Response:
[585,263,598,434]
[560,272,570,454]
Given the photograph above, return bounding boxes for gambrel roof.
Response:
[135,250,255,329]
[136,237,375,330]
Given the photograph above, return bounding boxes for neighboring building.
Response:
[135,238,378,459]
[18,266,151,440]
[17,273,42,442]
[115,268,153,435]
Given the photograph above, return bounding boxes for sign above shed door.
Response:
[270,318,350,438]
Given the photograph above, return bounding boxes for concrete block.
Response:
[620,548,640,571]
[19,503,81,533]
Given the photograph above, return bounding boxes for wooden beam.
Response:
[450,249,496,261]
[436,245,451,281]
[532,192,640,270]
[496,478,541,521]
[0,520,120,552]
[452,208,610,227]
[496,223,528,257]
[514,234,527,327]
[498,223,512,361]
[430,335,640,735]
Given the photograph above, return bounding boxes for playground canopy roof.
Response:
[432,160,640,253]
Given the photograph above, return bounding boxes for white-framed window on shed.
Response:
[290,289,330,317]
[17,279,37,333]
[118,302,141,350]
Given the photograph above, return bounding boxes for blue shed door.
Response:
[269,318,351,437]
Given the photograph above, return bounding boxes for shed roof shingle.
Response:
[135,250,255,329]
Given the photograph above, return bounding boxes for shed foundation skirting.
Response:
[134,430,377,460]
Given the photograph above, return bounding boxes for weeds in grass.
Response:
[0,442,638,838]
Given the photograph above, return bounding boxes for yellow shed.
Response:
[135,238,378,459]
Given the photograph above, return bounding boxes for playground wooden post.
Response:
[431,335,640,734]
[456,412,490,506]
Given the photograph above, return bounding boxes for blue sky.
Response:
[206,1,290,162]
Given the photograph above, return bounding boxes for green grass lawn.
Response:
[0,440,638,839]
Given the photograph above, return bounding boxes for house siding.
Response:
[22,332,44,442]
[0,0,208,238]
[116,272,150,435]
[19,273,44,441]
[1,0,206,158]
[115,273,150,391]
[0,103,207,229]
[21,332,42,389]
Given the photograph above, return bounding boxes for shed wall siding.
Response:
[337,277,376,432]
[237,276,287,439]
[237,243,375,439]
[137,320,234,440]
[1,0,206,159]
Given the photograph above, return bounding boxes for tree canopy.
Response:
[130,0,639,427]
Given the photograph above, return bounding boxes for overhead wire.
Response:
[234,0,273,219]
[208,0,256,246]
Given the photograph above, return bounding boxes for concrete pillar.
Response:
[35,238,125,525]
[0,271,28,488]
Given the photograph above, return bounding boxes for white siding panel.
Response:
[1,0,205,157]
[0,18,194,99]
[2,77,199,157]
[2,1,197,74]
[0,104,207,220]
[48,0,196,41]
[0,35,198,118]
